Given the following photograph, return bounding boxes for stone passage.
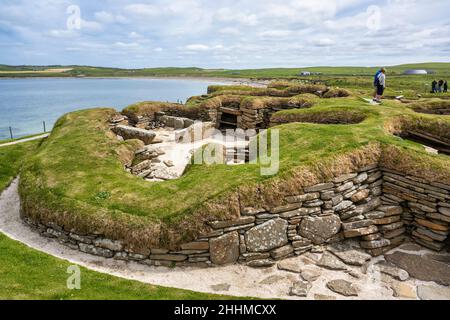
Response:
[22,164,449,268]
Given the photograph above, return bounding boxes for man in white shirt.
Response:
[373,68,386,103]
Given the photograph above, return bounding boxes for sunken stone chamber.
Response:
[22,166,449,268]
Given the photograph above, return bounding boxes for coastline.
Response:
[0,75,270,87]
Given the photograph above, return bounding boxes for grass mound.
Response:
[322,88,352,98]
[19,85,450,250]
[407,99,450,115]
[271,107,367,125]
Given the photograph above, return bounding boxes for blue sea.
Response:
[0,78,225,140]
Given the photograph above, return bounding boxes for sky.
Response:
[0,0,449,69]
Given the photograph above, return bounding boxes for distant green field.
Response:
[1,63,449,79]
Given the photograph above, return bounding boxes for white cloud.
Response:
[124,4,161,17]
[185,44,211,51]
[312,38,336,47]
[219,27,241,36]
[1,0,450,68]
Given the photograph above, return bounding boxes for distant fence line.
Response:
[0,121,48,140]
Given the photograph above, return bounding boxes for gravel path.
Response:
[0,134,49,148]
[0,178,448,300]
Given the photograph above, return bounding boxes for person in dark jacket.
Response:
[431,80,438,93]
[444,81,448,93]
[438,80,444,93]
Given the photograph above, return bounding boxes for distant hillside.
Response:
[0,62,449,78]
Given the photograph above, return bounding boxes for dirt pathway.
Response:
[0,134,49,148]
[0,178,448,300]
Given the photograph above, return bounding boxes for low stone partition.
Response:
[22,163,449,269]
[380,168,450,251]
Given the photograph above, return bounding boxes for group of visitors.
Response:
[431,80,448,93]
[372,68,448,104]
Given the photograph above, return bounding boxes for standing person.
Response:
[444,80,448,93]
[438,80,444,93]
[432,80,438,93]
[373,68,386,103]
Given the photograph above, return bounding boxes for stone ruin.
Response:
[25,160,450,270]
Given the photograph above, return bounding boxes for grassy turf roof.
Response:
[19,83,450,249]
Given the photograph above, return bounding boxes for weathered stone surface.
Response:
[362,233,382,241]
[303,199,324,207]
[151,248,169,254]
[328,243,372,266]
[334,200,353,212]
[246,259,276,268]
[373,216,401,225]
[270,203,302,214]
[438,206,450,217]
[385,252,450,286]
[354,197,382,215]
[113,125,156,144]
[271,245,294,260]
[300,268,321,282]
[333,173,357,183]
[417,285,450,300]
[414,227,446,242]
[336,182,354,193]
[208,216,255,229]
[79,243,114,258]
[342,219,374,231]
[326,280,358,297]
[343,225,378,238]
[297,207,321,216]
[427,213,450,223]
[354,172,368,184]
[131,160,152,174]
[210,283,231,292]
[390,282,417,299]
[321,190,335,200]
[180,241,209,250]
[351,189,370,203]
[360,238,391,249]
[150,254,188,262]
[378,205,403,216]
[317,252,347,270]
[364,211,386,219]
[292,238,312,248]
[289,281,312,297]
[299,215,341,245]
[375,261,409,281]
[415,218,448,232]
[383,227,406,239]
[379,221,404,232]
[69,233,93,244]
[285,192,319,203]
[93,238,123,251]
[277,258,302,273]
[304,183,334,192]
[260,275,285,285]
[245,219,288,252]
[209,231,240,265]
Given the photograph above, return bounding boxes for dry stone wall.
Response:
[21,165,449,268]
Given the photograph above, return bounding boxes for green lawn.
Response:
[0,140,41,191]
[0,140,242,300]
[0,233,239,300]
